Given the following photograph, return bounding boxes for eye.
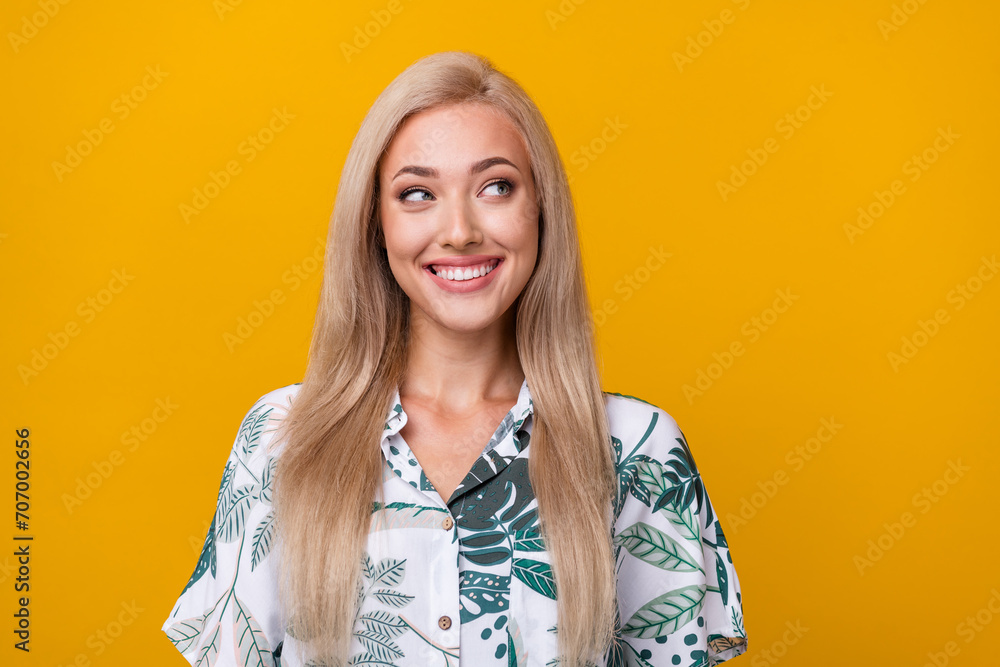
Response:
[399,187,434,202]
[480,179,513,197]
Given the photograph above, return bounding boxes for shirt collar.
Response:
[382,376,534,443]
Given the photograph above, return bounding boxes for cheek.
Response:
[380,209,417,258]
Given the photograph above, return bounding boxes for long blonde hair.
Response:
[270,51,616,666]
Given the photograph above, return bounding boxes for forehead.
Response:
[381,103,529,173]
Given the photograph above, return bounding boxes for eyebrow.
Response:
[391,156,520,181]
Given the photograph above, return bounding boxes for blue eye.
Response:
[481,179,513,197]
[399,187,433,202]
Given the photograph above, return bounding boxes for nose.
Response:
[437,197,483,249]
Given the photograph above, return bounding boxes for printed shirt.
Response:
[162,379,748,667]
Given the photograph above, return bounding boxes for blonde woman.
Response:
[162,52,748,667]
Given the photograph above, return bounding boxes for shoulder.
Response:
[601,390,690,465]
[601,390,686,443]
[242,382,303,419]
[230,382,303,465]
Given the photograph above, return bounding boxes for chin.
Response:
[434,316,498,335]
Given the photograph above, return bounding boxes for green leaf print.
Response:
[461,529,511,565]
[715,552,729,606]
[181,513,217,596]
[621,585,706,639]
[655,435,714,530]
[659,500,701,544]
[362,553,374,580]
[251,510,275,571]
[612,413,659,519]
[217,484,256,543]
[458,571,511,623]
[350,554,413,666]
[463,545,511,566]
[217,460,236,505]
[354,630,403,663]
[369,502,448,531]
[512,558,556,599]
[239,406,273,459]
[614,522,703,573]
[633,461,668,495]
[507,615,526,667]
[715,520,729,549]
[166,610,211,654]
[260,458,276,505]
[622,462,653,507]
[195,622,221,667]
[233,593,274,667]
[730,606,746,639]
[371,559,406,587]
[359,611,407,639]
[513,527,545,552]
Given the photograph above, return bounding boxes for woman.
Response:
[162,51,748,667]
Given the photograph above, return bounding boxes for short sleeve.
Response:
[609,405,748,666]
[161,392,288,666]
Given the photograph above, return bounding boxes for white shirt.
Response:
[162,379,748,666]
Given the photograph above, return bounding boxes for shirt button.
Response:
[442,516,454,530]
[438,615,452,630]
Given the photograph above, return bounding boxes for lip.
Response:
[422,254,503,269]
[424,258,503,293]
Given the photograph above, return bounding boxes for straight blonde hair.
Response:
[269,51,617,666]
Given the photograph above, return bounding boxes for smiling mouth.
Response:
[428,258,501,282]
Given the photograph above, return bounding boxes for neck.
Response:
[401,304,524,410]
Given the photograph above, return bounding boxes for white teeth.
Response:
[432,260,498,281]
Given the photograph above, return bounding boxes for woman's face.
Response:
[378,102,539,336]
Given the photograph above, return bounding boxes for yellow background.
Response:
[3,0,998,665]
